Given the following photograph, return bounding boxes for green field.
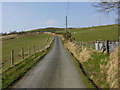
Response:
[82,52,110,88]
[2,33,53,70]
[56,24,118,41]
[27,27,64,33]
[2,40,54,89]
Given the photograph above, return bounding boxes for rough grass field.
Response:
[56,24,118,41]
[2,40,54,89]
[2,33,53,70]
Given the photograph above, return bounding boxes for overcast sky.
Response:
[2,2,117,33]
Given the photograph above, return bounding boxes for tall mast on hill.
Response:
[66,16,67,33]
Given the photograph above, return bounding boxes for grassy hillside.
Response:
[27,27,64,33]
[2,33,53,70]
[57,24,118,41]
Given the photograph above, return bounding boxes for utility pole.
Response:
[66,16,68,39]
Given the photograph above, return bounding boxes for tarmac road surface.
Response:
[14,36,85,88]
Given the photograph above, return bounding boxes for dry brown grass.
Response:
[2,34,17,38]
[64,39,119,88]
[2,33,39,43]
[64,41,93,63]
[106,47,118,88]
[2,34,17,40]
[1,34,18,44]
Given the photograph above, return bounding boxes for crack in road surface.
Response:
[14,36,85,88]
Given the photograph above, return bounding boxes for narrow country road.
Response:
[14,36,85,88]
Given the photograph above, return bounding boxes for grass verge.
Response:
[64,46,96,88]
[2,38,54,89]
[64,40,110,88]
[82,52,110,88]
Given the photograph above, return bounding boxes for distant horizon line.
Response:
[2,23,117,33]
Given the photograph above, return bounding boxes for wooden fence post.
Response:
[87,41,90,48]
[39,44,40,50]
[82,42,83,48]
[81,42,82,48]
[90,41,91,48]
[118,36,120,46]
[102,41,104,52]
[93,41,95,49]
[92,41,93,49]
[93,40,97,49]
[97,40,99,50]
[105,40,109,54]
[89,42,90,48]
[21,48,24,59]
[80,41,81,47]
[11,50,14,66]
[86,42,87,47]
[28,46,30,56]
[34,45,35,53]
[91,41,92,49]
[91,41,93,49]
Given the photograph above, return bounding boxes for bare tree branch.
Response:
[92,1,120,24]
[92,2,119,13]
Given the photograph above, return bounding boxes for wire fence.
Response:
[72,39,119,54]
[3,36,54,70]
